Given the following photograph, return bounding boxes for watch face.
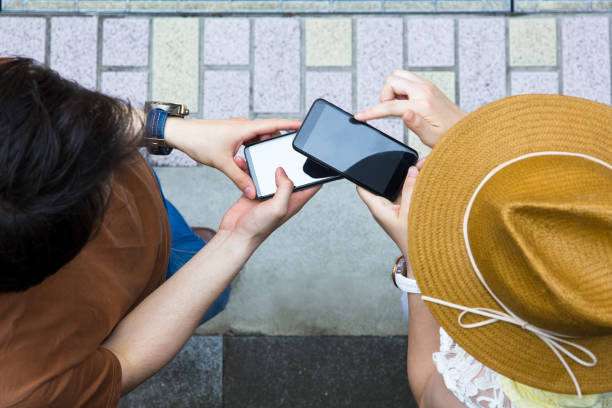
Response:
[392,256,407,289]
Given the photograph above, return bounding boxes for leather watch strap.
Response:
[145,108,173,156]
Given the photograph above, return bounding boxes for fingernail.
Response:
[354,113,363,120]
[408,166,418,177]
[244,186,254,197]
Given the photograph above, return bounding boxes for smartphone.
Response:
[293,99,419,201]
[244,132,342,199]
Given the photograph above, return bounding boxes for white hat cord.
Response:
[420,151,612,397]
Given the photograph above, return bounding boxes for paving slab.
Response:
[101,71,149,108]
[154,166,407,336]
[407,18,455,67]
[458,18,506,112]
[412,70,456,102]
[253,18,301,113]
[0,17,46,63]
[224,336,417,408]
[305,18,352,67]
[562,16,611,105]
[305,71,353,112]
[203,18,250,66]
[152,18,200,113]
[511,71,559,95]
[50,17,98,90]
[118,336,223,408]
[102,18,149,67]
[203,70,250,119]
[509,18,557,67]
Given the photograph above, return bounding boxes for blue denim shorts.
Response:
[152,169,231,325]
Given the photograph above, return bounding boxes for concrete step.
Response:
[119,335,417,408]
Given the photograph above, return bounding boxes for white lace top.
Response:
[432,327,515,408]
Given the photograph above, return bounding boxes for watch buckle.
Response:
[145,102,189,117]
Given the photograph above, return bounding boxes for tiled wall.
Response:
[1,14,611,165]
[3,0,612,13]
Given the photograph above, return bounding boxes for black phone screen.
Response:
[293,99,419,201]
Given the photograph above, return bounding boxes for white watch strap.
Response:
[394,272,421,294]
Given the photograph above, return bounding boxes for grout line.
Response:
[557,15,563,95]
[45,16,51,67]
[454,17,460,108]
[303,65,353,72]
[97,15,103,91]
[300,17,306,117]
[148,16,153,101]
[203,64,252,70]
[507,65,560,72]
[200,16,205,118]
[100,65,150,72]
[403,15,408,144]
[351,15,357,113]
[505,15,511,96]
[249,17,254,119]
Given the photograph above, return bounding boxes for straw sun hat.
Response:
[407,94,612,396]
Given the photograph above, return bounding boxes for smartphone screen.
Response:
[293,99,419,201]
[244,132,341,199]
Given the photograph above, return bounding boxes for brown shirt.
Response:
[0,153,171,408]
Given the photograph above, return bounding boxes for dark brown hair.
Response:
[0,58,137,291]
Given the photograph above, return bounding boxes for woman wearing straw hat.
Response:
[354,70,612,408]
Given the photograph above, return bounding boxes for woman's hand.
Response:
[219,163,321,248]
[354,70,466,148]
[164,117,301,199]
[356,159,426,261]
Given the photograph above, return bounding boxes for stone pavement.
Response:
[1,12,610,406]
[3,0,612,12]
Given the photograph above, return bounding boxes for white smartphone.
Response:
[244,132,342,199]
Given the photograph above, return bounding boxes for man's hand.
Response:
[220,163,321,248]
[164,117,301,199]
[354,70,467,148]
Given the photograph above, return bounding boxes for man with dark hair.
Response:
[0,57,319,407]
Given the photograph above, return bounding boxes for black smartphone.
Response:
[244,132,342,199]
[293,99,419,201]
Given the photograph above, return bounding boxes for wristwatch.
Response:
[144,101,190,155]
[392,256,420,294]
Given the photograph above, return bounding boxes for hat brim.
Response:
[408,94,612,394]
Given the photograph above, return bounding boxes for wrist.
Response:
[220,229,262,257]
[163,117,188,150]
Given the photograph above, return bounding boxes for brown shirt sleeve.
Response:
[9,348,122,408]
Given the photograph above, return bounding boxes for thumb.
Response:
[402,110,433,143]
[221,160,256,199]
[356,185,396,226]
[270,167,294,214]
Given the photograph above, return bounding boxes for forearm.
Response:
[406,292,442,405]
[102,230,257,394]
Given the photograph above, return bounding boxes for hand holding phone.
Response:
[293,99,419,201]
[244,132,341,199]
